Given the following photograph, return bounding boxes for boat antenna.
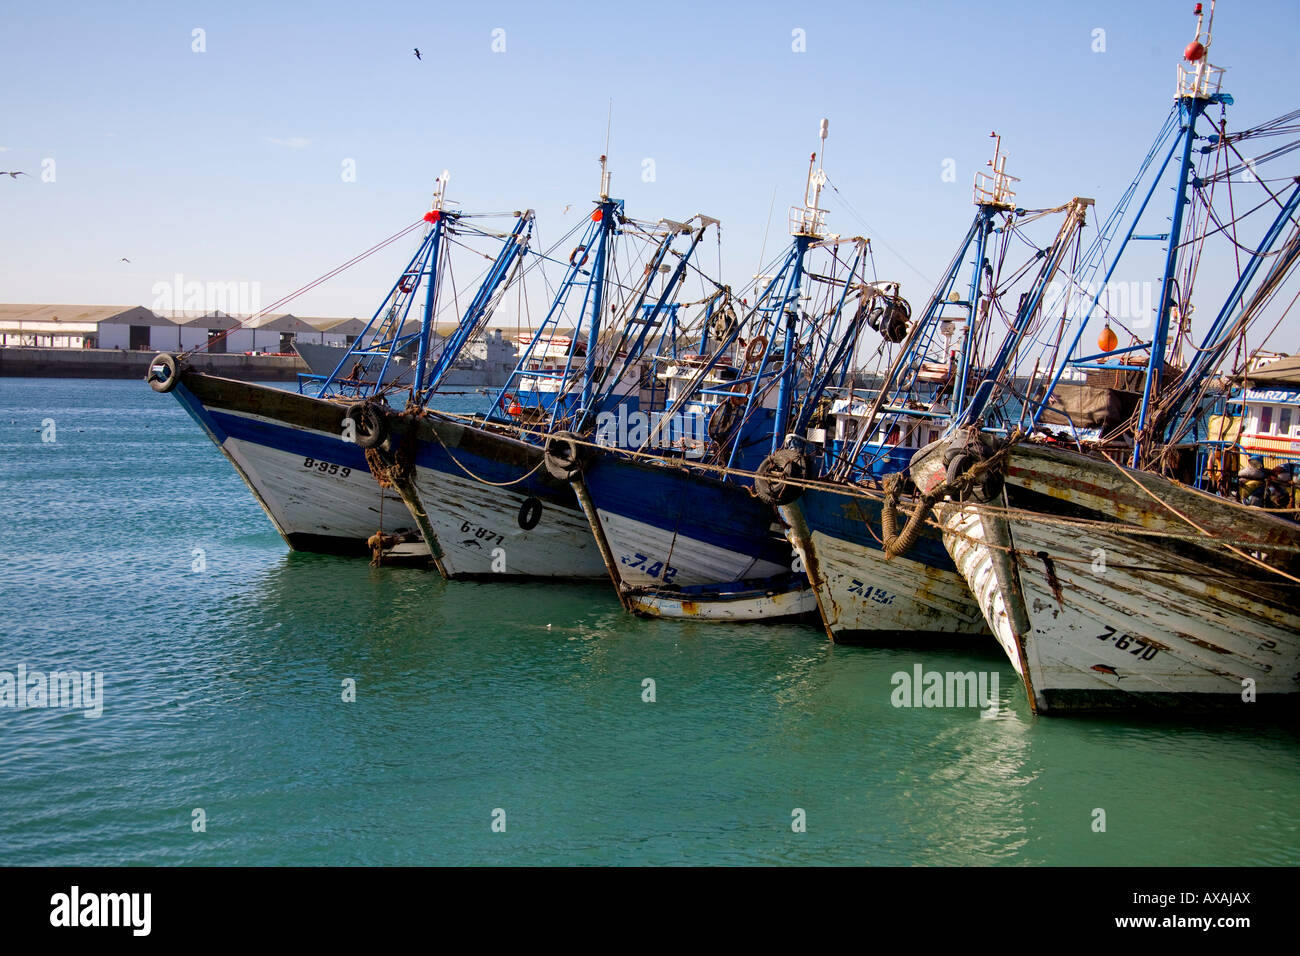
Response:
[794,118,829,236]
[430,169,449,220]
[599,100,613,199]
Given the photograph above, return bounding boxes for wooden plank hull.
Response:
[780,486,988,641]
[169,371,422,555]
[913,440,1300,713]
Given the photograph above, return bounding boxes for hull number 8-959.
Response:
[303,457,351,478]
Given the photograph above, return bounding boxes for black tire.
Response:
[544,430,586,481]
[147,353,179,393]
[754,449,807,506]
[346,402,387,449]
[945,451,1002,503]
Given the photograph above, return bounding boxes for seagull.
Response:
[413,48,422,60]
[120,257,131,263]
[562,203,572,214]
[2,171,28,179]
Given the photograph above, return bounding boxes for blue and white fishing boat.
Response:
[569,123,897,620]
[777,137,1091,642]
[147,178,533,558]
[372,159,725,578]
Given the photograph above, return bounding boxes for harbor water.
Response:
[1,377,1297,866]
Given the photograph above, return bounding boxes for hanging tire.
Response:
[544,430,586,481]
[346,402,388,449]
[945,449,1003,503]
[754,449,807,506]
[147,353,179,393]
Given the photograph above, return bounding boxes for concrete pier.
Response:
[0,347,306,382]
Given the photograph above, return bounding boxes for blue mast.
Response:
[1131,94,1210,465]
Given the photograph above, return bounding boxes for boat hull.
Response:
[168,370,423,555]
[574,450,807,620]
[780,485,988,642]
[394,416,608,579]
[913,440,1300,713]
[625,580,818,622]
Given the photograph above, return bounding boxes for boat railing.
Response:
[1177,60,1225,99]
[789,205,826,237]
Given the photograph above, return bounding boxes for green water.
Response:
[0,378,1296,865]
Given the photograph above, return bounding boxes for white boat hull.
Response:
[913,439,1300,712]
[394,416,607,579]
[625,583,818,621]
[171,372,424,555]
[780,490,988,641]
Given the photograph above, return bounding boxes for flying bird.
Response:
[2,171,28,179]
[562,203,572,214]
[413,48,422,60]
[120,258,131,263]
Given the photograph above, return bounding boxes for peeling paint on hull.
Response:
[780,487,988,642]
[626,583,819,622]
[915,441,1300,713]
[575,449,802,621]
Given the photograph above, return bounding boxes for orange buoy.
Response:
[591,209,604,222]
[1098,325,1118,353]
[424,210,441,223]
[1184,40,1206,62]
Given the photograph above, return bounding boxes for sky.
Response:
[2,0,1299,353]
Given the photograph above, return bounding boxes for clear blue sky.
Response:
[2,0,1298,350]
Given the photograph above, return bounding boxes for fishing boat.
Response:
[146,178,533,558]
[775,143,1043,641]
[570,122,896,621]
[910,6,1300,712]
[371,158,726,578]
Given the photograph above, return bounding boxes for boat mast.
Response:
[954,133,1017,419]
[579,155,619,418]
[769,119,829,456]
[413,171,450,397]
[1132,0,1227,466]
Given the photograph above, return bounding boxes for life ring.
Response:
[499,392,518,414]
[345,402,388,450]
[398,273,417,294]
[729,381,751,408]
[569,245,589,269]
[744,336,768,365]
[147,352,179,393]
[543,430,587,481]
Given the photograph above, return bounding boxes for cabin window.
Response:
[1281,407,1294,436]
[1259,407,1274,434]
[845,419,858,441]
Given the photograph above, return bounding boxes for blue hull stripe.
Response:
[798,487,956,572]
[583,456,790,564]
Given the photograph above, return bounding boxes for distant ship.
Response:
[294,329,518,390]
